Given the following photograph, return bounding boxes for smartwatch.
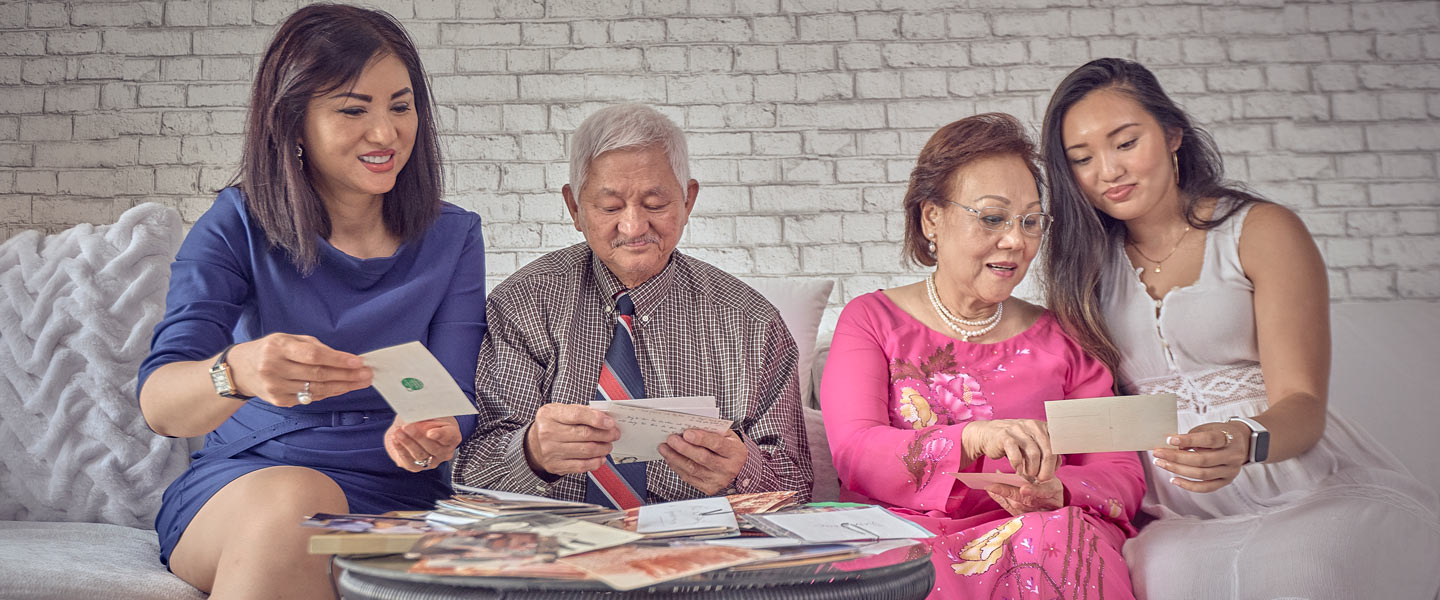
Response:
[209,343,252,400]
[1226,416,1269,464]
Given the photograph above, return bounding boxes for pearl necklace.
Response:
[925,272,1003,341]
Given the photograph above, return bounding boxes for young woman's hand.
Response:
[228,333,372,407]
[385,417,461,472]
[1151,420,1251,492]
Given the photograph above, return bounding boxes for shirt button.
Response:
[641,315,650,323]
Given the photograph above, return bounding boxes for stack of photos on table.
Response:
[302,486,933,590]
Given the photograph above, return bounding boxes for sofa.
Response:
[0,202,1435,599]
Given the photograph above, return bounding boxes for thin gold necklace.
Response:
[1128,225,1191,274]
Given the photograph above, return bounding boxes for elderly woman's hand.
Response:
[987,477,1064,516]
[960,418,1059,483]
[1151,420,1251,493]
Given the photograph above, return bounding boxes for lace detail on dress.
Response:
[1128,363,1266,415]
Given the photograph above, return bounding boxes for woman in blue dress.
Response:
[137,5,486,598]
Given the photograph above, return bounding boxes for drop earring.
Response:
[927,234,936,255]
[296,144,304,166]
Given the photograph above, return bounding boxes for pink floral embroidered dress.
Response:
[821,291,1144,599]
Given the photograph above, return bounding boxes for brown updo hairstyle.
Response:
[902,113,1045,267]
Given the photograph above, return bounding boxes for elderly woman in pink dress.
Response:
[820,113,1144,599]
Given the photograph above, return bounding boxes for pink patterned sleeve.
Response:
[1051,340,1146,536]
[820,296,965,513]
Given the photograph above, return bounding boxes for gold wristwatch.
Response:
[209,344,251,400]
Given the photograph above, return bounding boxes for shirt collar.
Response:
[589,249,681,316]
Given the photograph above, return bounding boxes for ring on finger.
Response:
[413,455,433,468]
[1221,429,1234,447]
[297,381,313,405]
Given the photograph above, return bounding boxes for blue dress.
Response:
[139,187,487,564]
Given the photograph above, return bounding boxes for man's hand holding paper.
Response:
[658,427,747,495]
[588,398,744,494]
[525,403,621,476]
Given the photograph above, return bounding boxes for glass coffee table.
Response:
[336,542,935,599]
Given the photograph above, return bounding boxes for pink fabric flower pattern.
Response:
[950,516,1024,576]
[901,428,953,490]
[1105,498,1125,520]
[889,342,995,427]
[927,371,993,422]
[897,387,938,429]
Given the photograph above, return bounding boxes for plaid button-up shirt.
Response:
[453,243,813,503]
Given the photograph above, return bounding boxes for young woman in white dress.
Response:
[1040,58,1439,599]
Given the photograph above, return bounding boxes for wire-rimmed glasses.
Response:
[947,200,1052,237]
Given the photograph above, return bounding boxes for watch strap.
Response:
[1227,416,1269,464]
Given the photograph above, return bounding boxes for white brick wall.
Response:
[2,0,1438,331]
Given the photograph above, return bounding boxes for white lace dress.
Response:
[1104,200,1440,599]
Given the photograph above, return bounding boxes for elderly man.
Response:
[451,104,812,506]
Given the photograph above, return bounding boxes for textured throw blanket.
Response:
[0,203,190,530]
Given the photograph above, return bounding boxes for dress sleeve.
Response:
[451,281,557,494]
[1052,340,1146,536]
[820,296,966,513]
[137,191,251,399]
[425,214,487,437]
[719,316,813,502]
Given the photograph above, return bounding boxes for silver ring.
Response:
[297,381,312,405]
[413,455,433,468]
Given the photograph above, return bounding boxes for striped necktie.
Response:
[584,290,648,509]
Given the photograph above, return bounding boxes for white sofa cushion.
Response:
[0,203,190,529]
[741,278,834,406]
[0,520,202,599]
[1328,301,1440,498]
[803,406,840,502]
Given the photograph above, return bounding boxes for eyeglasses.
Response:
[947,200,1052,237]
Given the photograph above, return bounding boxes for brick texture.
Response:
[2,0,1438,320]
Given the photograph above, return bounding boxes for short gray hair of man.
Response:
[568,103,690,199]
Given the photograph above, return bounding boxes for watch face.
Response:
[210,364,235,395]
[1252,431,1270,463]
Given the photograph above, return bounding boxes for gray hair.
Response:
[569,103,690,198]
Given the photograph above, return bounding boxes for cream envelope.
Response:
[362,341,478,423]
[1044,394,1178,454]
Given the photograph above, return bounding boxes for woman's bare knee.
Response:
[168,467,346,593]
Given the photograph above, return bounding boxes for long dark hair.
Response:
[1040,58,1266,376]
[235,3,442,273]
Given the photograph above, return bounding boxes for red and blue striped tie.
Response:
[584,290,648,509]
